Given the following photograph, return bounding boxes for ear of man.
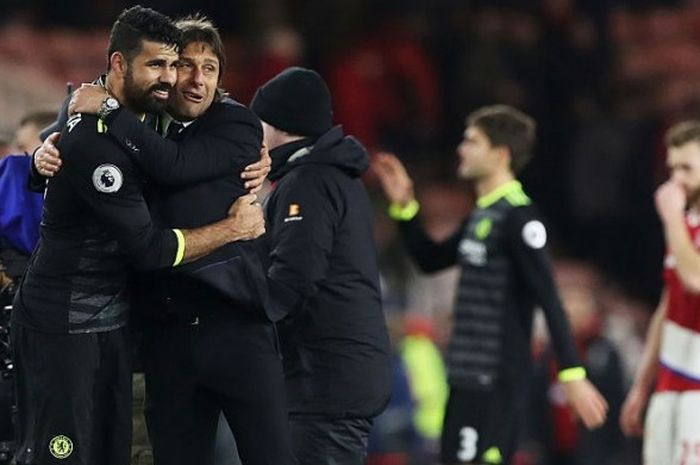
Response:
[109,52,128,78]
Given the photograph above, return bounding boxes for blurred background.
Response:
[2,0,694,463]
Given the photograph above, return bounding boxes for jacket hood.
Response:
[268,126,369,181]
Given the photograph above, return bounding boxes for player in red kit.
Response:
[620,120,700,465]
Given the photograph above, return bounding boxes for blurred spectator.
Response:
[400,314,448,459]
[327,9,440,154]
[0,111,52,285]
[566,102,663,302]
[368,313,448,465]
[0,133,10,159]
[13,110,56,155]
[242,25,303,104]
[366,351,418,465]
[0,154,43,283]
[516,260,626,465]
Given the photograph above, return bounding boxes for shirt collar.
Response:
[476,180,523,209]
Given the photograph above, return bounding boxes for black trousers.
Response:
[11,324,132,465]
[141,311,293,465]
[289,417,372,465]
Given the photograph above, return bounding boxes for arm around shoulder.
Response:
[106,102,263,185]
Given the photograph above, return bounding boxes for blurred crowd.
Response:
[2,0,695,463]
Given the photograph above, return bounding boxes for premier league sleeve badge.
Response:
[92,164,124,193]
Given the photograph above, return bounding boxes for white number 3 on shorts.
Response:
[458,426,479,462]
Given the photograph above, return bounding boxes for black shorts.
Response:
[11,323,132,465]
[440,385,523,464]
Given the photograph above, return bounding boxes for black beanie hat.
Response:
[250,67,333,137]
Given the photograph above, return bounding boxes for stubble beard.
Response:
[123,69,170,115]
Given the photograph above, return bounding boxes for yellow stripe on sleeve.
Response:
[558,366,587,382]
[172,229,186,267]
[388,199,420,222]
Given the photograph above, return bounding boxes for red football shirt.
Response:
[658,209,700,392]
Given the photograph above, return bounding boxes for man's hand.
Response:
[241,143,271,193]
[0,269,13,292]
[181,194,265,262]
[655,180,687,224]
[34,132,62,177]
[372,152,415,206]
[68,84,109,115]
[619,384,649,437]
[225,193,265,241]
[562,378,609,430]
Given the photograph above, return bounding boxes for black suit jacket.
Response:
[104,98,274,322]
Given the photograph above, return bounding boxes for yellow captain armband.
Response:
[388,199,420,222]
[172,229,186,267]
[558,366,587,382]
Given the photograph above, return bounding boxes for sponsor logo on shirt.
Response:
[92,164,123,193]
[284,203,303,223]
[459,238,487,266]
[474,217,492,240]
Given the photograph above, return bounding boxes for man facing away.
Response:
[374,104,608,465]
[620,120,700,465]
[250,67,393,465]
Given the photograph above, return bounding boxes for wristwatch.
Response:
[97,96,120,120]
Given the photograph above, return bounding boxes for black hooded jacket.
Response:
[263,126,392,418]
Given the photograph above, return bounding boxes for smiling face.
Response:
[168,41,220,121]
[121,40,179,114]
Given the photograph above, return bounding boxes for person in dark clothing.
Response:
[250,67,393,465]
[374,105,608,465]
[11,8,265,465]
[37,15,293,465]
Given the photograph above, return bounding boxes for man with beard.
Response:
[34,14,292,465]
[374,105,608,465]
[11,7,265,465]
[620,121,700,465]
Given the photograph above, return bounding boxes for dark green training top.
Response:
[399,180,580,390]
[13,113,183,334]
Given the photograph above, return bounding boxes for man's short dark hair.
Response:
[19,111,57,130]
[467,105,536,174]
[107,5,181,70]
[666,120,700,148]
[175,14,226,83]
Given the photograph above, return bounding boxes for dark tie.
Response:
[166,121,185,140]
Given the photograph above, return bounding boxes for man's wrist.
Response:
[388,199,420,222]
[558,366,587,382]
[97,96,120,121]
[31,150,41,173]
